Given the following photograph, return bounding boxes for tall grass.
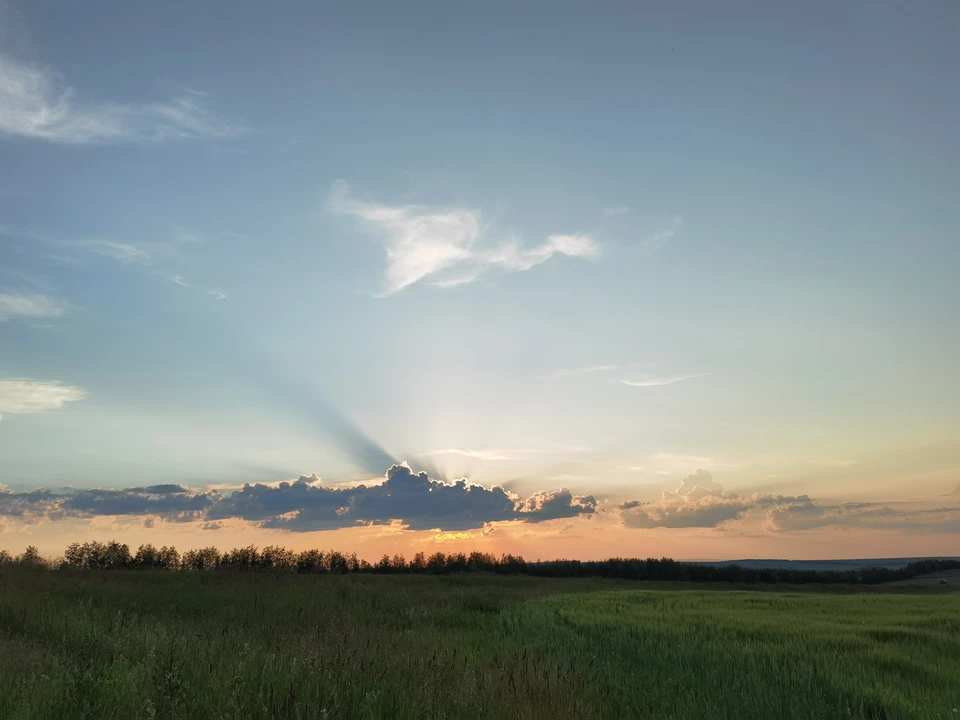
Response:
[0,568,957,718]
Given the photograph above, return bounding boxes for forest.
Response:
[4,541,958,585]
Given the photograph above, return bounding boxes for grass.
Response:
[0,568,958,719]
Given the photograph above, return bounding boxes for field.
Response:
[892,568,960,587]
[0,569,958,719]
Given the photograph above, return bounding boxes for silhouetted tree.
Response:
[16,545,45,568]
[296,549,326,574]
[11,539,960,586]
[182,546,220,571]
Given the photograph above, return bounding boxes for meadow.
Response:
[0,568,957,720]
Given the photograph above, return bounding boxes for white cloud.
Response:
[621,373,706,387]
[0,291,65,321]
[548,364,619,380]
[173,226,239,244]
[430,448,530,461]
[207,290,227,301]
[618,469,750,528]
[0,53,247,145]
[84,240,151,264]
[328,181,601,295]
[640,216,683,256]
[0,378,86,420]
[481,234,599,272]
[170,275,189,288]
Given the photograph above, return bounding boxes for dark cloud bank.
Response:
[0,464,596,532]
[2,467,956,534]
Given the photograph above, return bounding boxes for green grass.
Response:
[0,569,958,719]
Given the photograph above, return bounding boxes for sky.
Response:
[1,1,958,560]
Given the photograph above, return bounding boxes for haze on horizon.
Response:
[1,1,958,560]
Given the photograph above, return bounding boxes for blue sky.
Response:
[1,1,958,557]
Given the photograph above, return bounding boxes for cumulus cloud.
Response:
[219,464,596,532]
[617,471,960,534]
[0,53,247,144]
[60,486,217,522]
[328,181,600,295]
[0,291,66,321]
[518,488,597,521]
[761,497,960,534]
[0,484,218,523]
[0,465,597,532]
[619,469,751,528]
[663,468,726,502]
[0,378,86,420]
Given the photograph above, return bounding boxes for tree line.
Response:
[1,542,958,585]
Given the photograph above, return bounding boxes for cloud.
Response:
[60,486,217,522]
[0,484,218,523]
[616,470,960,534]
[170,275,189,288]
[0,53,247,145]
[621,373,707,388]
[548,364,619,380]
[84,240,151,264]
[3,463,958,536]
[603,205,628,217]
[173,226,240,245]
[547,363,706,386]
[640,217,683,256]
[0,378,86,420]
[761,497,960,534]
[481,234,600,272]
[619,469,751,529]
[328,181,600,295]
[430,448,529,461]
[518,488,597,521]
[207,290,227,301]
[0,464,597,532]
[0,291,66,321]
[221,464,596,532]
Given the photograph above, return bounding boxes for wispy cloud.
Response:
[621,373,707,388]
[0,290,66,321]
[328,181,600,295]
[172,226,240,245]
[548,364,619,380]
[207,289,227,301]
[0,53,247,145]
[0,378,86,420]
[640,216,683,256]
[612,452,738,476]
[603,205,628,217]
[170,275,189,288]
[430,448,532,461]
[84,240,151,264]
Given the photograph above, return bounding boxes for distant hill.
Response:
[689,557,960,571]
